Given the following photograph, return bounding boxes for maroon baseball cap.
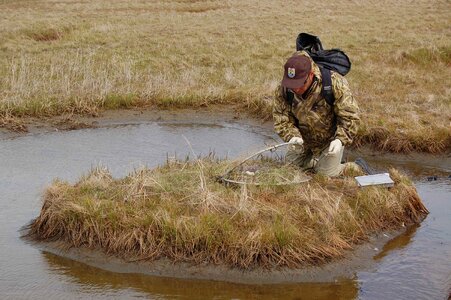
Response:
[281,55,312,89]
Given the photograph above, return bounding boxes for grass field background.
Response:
[0,0,450,152]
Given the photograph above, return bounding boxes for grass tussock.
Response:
[21,23,76,42]
[28,159,428,269]
[394,46,451,66]
[0,0,449,153]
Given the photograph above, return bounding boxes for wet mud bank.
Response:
[0,106,253,140]
[25,230,404,284]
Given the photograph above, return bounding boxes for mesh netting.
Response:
[218,143,311,186]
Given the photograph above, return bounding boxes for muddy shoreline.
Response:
[2,107,449,171]
[24,228,405,284]
[0,106,253,139]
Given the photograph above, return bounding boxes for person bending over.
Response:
[273,51,360,177]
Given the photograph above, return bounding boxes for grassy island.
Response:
[29,159,428,269]
[1,0,450,153]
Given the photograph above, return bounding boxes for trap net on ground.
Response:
[218,143,311,186]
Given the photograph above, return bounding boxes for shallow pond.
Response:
[1,113,450,299]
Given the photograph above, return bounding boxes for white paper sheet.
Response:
[355,173,394,187]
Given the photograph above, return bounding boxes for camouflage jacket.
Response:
[273,51,360,154]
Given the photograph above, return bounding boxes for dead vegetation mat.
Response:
[28,159,428,269]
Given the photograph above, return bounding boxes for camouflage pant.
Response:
[286,145,355,177]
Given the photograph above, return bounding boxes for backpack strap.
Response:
[319,67,335,106]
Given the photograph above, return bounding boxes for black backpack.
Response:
[283,33,351,106]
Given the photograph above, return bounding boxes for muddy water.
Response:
[1,116,450,299]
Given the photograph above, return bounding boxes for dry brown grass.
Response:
[28,159,428,269]
[0,0,449,153]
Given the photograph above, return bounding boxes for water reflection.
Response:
[42,251,359,300]
[373,224,420,261]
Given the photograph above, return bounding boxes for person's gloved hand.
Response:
[328,138,343,156]
[327,139,343,155]
[289,136,304,145]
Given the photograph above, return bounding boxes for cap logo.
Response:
[287,67,296,78]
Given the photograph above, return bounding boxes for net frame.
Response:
[217,143,311,186]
